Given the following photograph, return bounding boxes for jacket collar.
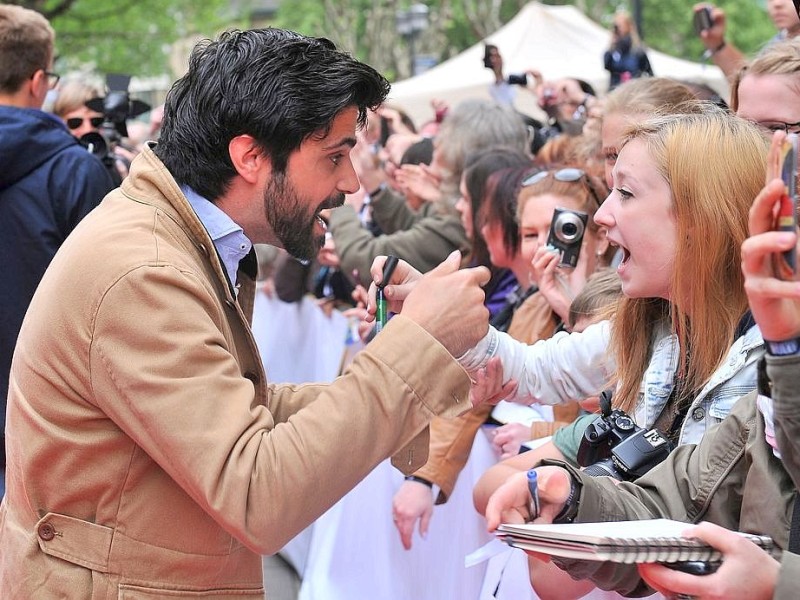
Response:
[121,144,257,316]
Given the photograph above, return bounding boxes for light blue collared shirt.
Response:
[181,185,252,291]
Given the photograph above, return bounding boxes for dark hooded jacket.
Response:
[0,105,114,462]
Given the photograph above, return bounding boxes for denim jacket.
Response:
[675,323,763,445]
[631,322,764,445]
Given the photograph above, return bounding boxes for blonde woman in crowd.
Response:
[469,107,767,599]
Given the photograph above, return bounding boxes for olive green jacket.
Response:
[327,187,468,288]
[549,353,800,598]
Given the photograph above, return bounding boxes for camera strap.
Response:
[790,493,800,554]
[599,389,613,417]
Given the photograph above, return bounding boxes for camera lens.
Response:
[582,459,622,479]
[554,212,585,243]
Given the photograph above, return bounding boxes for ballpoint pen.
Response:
[527,469,540,522]
[375,255,399,334]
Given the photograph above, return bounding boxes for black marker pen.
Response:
[375,255,399,333]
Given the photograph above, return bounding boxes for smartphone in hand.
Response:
[665,560,720,576]
[775,133,799,280]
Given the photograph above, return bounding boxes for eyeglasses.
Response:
[44,71,60,89]
[66,116,105,130]
[521,167,603,207]
[755,120,800,135]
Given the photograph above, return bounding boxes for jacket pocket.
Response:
[708,388,750,421]
[118,583,265,599]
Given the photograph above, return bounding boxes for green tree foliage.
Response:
[11,0,236,77]
[274,0,778,81]
[633,0,774,63]
[15,0,781,81]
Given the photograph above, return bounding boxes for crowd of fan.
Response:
[4,2,800,599]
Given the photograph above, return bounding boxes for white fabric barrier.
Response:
[252,293,352,579]
[251,292,351,385]
[299,428,498,600]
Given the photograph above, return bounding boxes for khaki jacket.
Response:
[327,186,468,289]
[550,353,800,598]
[0,147,470,598]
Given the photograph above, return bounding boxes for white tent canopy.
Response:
[388,2,727,126]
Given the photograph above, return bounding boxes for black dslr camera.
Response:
[79,73,150,184]
[576,391,672,481]
[547,207,588,268]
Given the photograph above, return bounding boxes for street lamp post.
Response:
[396,3,430,77]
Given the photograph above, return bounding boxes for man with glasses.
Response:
[0,5,114,499]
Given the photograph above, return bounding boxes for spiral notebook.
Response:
[496,519,780,564]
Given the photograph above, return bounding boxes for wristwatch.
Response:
[552,474,582,524]
[404,475,432,488]
[765,336,800,356]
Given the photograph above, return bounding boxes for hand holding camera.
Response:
[547,207,588,269]
[693,6,713,35]
[692,4,726,52]
[774,132,798,280]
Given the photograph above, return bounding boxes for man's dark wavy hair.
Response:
[155,28,390,201]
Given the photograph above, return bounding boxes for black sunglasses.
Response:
[522,168,603,207]
[66,116,104,130]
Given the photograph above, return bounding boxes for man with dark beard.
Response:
[0,28,494,597]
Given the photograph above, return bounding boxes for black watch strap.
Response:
[404,475,432,488]
[552,474,582,524]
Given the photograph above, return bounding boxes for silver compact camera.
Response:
[547,207,588,268]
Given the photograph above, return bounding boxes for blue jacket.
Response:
[0,106,114,450]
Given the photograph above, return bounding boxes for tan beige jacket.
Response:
[0,147,470,598]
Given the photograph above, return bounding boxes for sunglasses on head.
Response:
[521,168,603,208]
[66,116,104,130]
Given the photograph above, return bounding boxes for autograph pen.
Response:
[527,469,540,522]
[375,255,399,334]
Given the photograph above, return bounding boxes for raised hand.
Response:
[367,252,491,357]
[741,131,800,342]
[693,3,726,51]
[394,163,442,203]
